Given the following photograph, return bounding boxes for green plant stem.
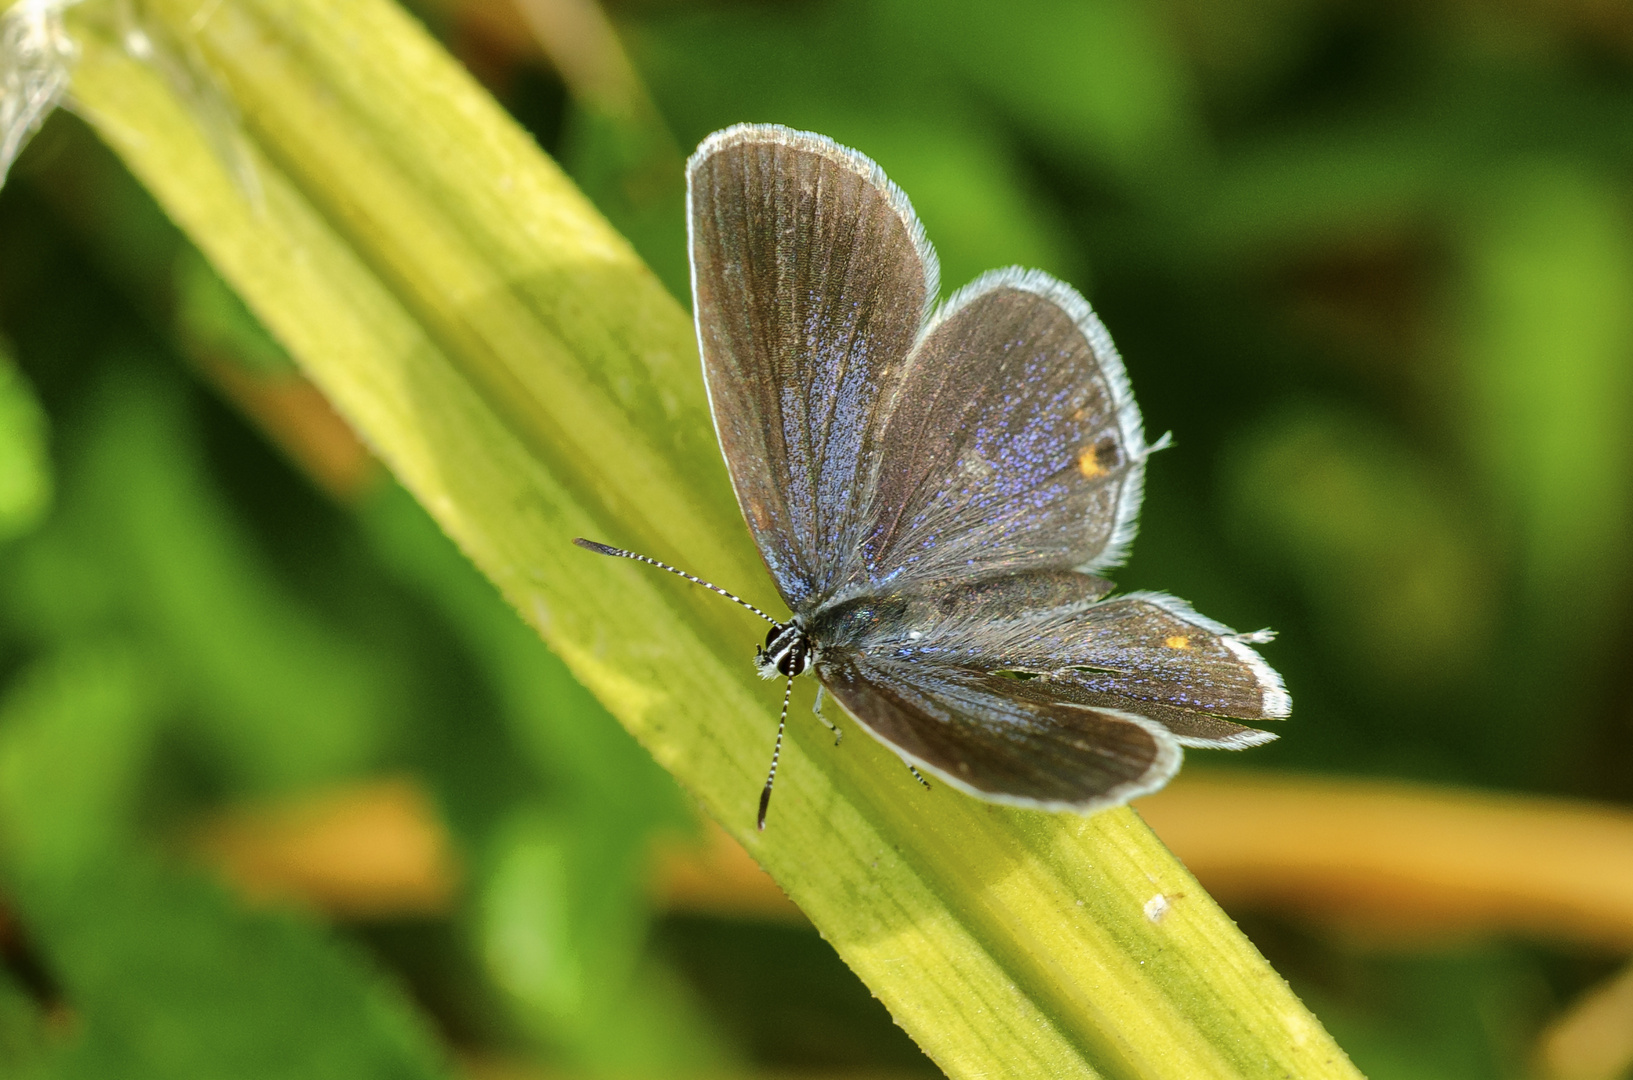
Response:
[64,1,1361,1076]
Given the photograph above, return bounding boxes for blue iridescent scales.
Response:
[579,123,1289,829]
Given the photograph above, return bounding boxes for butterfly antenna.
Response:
[574,538,778,624]
[757,675,794,831]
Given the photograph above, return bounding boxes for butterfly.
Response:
[578,124,1289,830]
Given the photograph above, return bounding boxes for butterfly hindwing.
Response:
[812,573,1285,758]
[1042,592,1292,723]
[819,654,1180,810]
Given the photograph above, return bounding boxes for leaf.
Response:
[64,1,1361,1075]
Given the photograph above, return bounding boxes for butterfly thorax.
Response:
[756,591,916,680]
[804,592,912,650]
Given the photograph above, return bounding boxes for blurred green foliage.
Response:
[3,0,1633,1076]
[0,348,50,541]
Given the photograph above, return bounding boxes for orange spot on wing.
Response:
[1165,635,1192,650]
[1077,436,1121,479]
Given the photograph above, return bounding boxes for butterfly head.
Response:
[756,620,811,679]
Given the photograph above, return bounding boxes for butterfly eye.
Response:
[760,623,809,677]
[776,639,809,677]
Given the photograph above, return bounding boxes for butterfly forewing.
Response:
[688,126,936,610]
[861,273,1149,590]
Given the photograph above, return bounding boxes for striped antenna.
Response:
[758,675,795,830]
[574,538,778,625]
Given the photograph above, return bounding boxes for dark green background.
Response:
[2,0,1631,1076]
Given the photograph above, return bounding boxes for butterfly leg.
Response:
[906,763,931,790]
[811,685,842,745]
[757,676,795,831]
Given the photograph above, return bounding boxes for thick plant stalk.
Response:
[63,1,1361,1076]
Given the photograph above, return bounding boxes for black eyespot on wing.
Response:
[1080,435,1122,479]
